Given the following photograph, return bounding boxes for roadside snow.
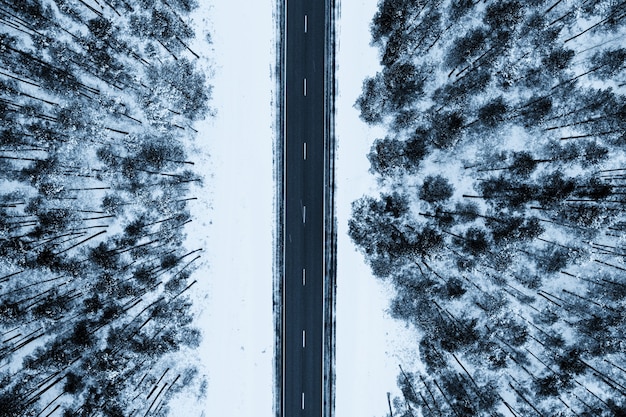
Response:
[168,0,276,416]
[335,1,418,417]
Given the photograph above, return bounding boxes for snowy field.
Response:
[169,0,276,415]
[334,1,418,417]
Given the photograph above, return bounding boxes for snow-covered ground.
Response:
[335,1,419,417]
[168,1,276,416]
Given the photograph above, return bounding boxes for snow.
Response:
[335,1,419,416]
[167,0,276,416]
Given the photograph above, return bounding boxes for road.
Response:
[282,0,328,416]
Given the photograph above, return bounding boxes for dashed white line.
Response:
[303,142,307,160]
[302,268,306,286]
[304,15,308,33]
[302,329,306,347]
[302,205,306,224]
[303,78,307,96]
[302,392,305,409]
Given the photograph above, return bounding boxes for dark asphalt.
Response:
[282,0,327,416]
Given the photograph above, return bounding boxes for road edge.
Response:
[273,0,285,415]
[274,0,337,415]
[323,0,338,415]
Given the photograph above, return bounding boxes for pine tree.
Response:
[352,1,626,415]
[0,0,209,415]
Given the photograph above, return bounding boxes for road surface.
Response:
[281,0,330,416]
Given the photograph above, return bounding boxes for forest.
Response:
[351,0,626,416]
[0,0,210,416]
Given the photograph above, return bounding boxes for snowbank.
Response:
[170,0,276,415]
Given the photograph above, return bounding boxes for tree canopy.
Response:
[0,0,209,415]
[352,1,626,416]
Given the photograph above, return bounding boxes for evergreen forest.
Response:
[0,0,210,415]
[351,1,626,416]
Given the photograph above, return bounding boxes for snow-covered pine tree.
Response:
[0,1,209,415]
[352,1,626,415]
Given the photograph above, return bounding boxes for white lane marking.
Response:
[303,142,307,160]
[302,268,306,286]
[303,78,307,96]
[302,392,305,409]
[302,329,306,347]
[302,205,306,224]
[304,15,308,33]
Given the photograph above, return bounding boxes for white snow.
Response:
[168,0,276,416]
[335,1,419,417]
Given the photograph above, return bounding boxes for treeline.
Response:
[0,0,209,416]
[351,1,626,416]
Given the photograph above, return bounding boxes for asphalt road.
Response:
[282,0,327,415]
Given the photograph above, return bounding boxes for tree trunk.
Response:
[432,378,461,417]
[508,382,545,416]
[560,129,623,140]
[564,3,626,43]
[387,392,395,417]
[55,230,106,255]
[419,375,443,417]
[544,0,565,14]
